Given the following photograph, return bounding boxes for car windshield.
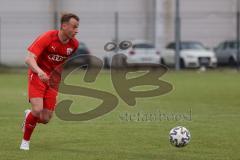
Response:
[133,43,155,49]
[181,42,205,50]
[167,42,206,50]
[230,41,240,49]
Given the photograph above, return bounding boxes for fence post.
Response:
[175,0,181,70]
[0,16,1,65]
[237,0,240,71]
[114,12,119,45]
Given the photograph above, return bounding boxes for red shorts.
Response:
[28,73,59,111]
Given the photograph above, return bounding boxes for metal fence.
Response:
[0,0,238,67]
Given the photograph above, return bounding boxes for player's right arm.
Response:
[25,52,49,82]
[26,31,52,82]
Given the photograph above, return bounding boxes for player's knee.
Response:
[31,107,43,116]
[30,98,44,115]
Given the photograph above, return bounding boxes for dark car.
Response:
[65,42,91,69]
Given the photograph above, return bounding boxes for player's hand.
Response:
[38,71,49,83]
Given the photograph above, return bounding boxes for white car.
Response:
[104,40,161,68]
[214,40,240,66]
[161,41,217,68]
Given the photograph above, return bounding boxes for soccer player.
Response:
[20,13,79,150]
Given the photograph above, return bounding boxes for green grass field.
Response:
[0,69,239,160]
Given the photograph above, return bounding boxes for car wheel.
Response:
[229,57,236,67]
[161,58,166,65]
[104,58,110,69]
[180,58,185,69]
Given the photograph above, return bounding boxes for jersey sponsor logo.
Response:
[48,54,67,62]
[66,48,73,55]
[51,46,56,52]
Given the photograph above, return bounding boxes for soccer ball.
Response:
[169,126,191,147]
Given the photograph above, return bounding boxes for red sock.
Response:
[23,112,38,141]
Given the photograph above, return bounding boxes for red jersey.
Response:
[28,30,79,76]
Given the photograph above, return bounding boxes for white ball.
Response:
[169,126,191,147]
